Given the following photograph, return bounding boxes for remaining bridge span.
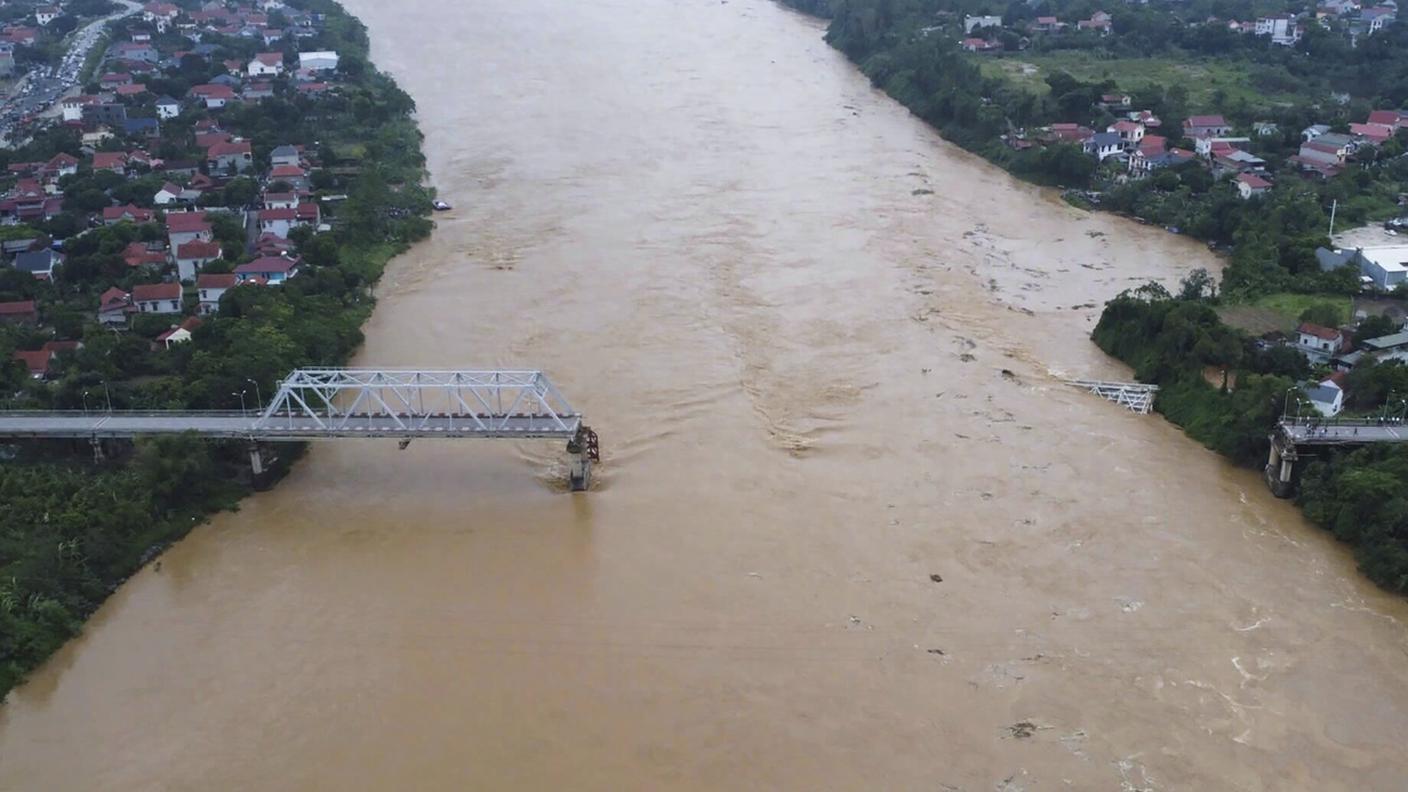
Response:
[0,368,600,490]
[1266,417,1408,498]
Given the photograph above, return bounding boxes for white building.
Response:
[1255,15,1302,45]
[1357,245,1408,289]
[298,50,340,71]
[1304,380,1344,417]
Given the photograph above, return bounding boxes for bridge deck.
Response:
[1280,420,1408,446]
[0,412,582,441]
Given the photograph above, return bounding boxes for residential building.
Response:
[155,95,181,119]
[97,287,135,325]
[234,255,300,284]
[247,51,284,76]
[156,316,202,348]
[1236,172,1272,199]
[270,145,301,168]
[1183,115,1232,138]
[132,282,183,314]
[1304,379,1345,416]
[175,240,222,281]
[298,50,339,71]
[14,249,63,280]
[1077,11,1113,33]
[197,272,237,314]
[963,15,1003,33]
[1296,322,1350,359]
[1255,14,1302,45]
[1083,132,1125,161]
[0,299,38,325]
[102,204,156,225]
[190,83,237,109]
[12,350,53,379]
[1107,120,1144,147]
[207,139,254,173]
[166,211,213,248]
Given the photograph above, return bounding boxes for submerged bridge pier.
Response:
[0,368,601,491]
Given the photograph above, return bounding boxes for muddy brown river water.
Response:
[3,1,1408,789]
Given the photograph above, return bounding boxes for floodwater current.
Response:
[4,1,1408,789]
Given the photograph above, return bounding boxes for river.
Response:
[3,1,1408,789]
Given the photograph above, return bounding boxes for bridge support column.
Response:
[566,425,600,492]
[90,436,104,463]
[1265,436,1297,499]
[248,444,265,476]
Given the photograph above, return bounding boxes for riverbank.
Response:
[776,0,1408,299]
[0,0,432,700]
[1094,288,1408,594]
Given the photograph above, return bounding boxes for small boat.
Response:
[432,200,453,211]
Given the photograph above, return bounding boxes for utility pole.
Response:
[1329,198,1338,240]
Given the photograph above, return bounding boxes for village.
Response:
[0,0,351,382]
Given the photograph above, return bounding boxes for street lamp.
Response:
[233,390,247,416]
[82,391,90,414]
[102,381,112,412]
[246,378,263,411]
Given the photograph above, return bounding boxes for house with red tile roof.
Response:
[155,316,202,348]
[196,272,238,314]
[132,282,183,314]
[1183,115,1231,138]
[102,204,155,225]
[123,241,168,268]
[234,255,300,284]
[1236,172,1272,199]
[207,139,253,173]
[12,349,53,379]
[93,151,129,173]
[165,211,212,249]
[190,83,237,109]
[175,240,222,281]
[97,287,135,325]
[0,299,38,325]
[248,51,284,76]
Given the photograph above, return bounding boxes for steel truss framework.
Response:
[1066,379,1159,415]
[255,368,582,438]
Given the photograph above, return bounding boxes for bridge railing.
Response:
[1280,416,1406,429]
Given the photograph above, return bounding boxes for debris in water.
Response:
[912,188,934,196]
[927,648,945,655]
[1007,721,1037,739]
[929,573,943,583]
[959,353,976,362]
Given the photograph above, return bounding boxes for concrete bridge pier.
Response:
[566,425,600,492]
[1265,435,1297,499]
[248,444,265,476]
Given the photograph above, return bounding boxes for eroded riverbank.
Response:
[2,1,1407,789]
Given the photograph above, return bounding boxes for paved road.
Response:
[0,411,582,441]
[0,0,142,143]
[1280,420,1408,445]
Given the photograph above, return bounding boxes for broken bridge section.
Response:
[1065,379,1159,415]
[0,368,601,491]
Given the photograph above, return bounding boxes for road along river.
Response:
[3,0,1408,789]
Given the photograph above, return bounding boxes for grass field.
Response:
[1217,293,1355,335]
[974,51,1302,108]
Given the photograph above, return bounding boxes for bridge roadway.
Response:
[0,411,581,441]
[1278,418,1408,446]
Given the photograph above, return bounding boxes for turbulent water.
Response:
[3,1,1408,789]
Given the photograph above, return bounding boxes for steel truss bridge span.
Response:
[0,368,601,490]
